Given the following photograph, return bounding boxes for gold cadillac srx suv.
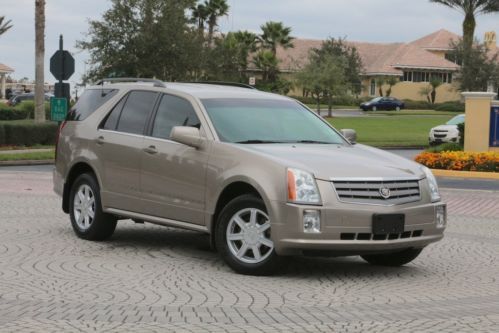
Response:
[53,78,446,275]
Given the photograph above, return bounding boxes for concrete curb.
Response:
[0,160,54,166]
[432,169,499,180]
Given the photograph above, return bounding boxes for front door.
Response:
[140,94,210,225]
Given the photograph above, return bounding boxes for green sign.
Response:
[50,97,68,121]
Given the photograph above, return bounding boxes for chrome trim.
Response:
[105,208,209,233]
[330,178,423,207]
[98,129,145,139]
[330,177,424,182]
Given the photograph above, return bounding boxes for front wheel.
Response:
[215,195,281,275]
[395,106,401,111]
[372,106,377,111]
[69,173,117,241]
[361,248,423,267]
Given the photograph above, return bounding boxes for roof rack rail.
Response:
[186,81,256,90]
[95,78,166,88]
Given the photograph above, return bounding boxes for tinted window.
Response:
[152,94,201,139]
[116,91,158,135]
[67,89,117,121]
[101,96,127,130]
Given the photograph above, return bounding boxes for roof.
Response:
[93,82,290,100]
[0,63,14,74]
[410,29,460,50]
[266,29,463,75]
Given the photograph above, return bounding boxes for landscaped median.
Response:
[415,151,499,179]
[0,148,55,165]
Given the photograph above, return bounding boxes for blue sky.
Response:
[1,0,498,85]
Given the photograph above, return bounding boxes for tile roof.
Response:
[262,29,463,75]
[0,63,14,73]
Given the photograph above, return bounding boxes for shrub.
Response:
[457,123,465,145]
[426,142,463,153]
[403,99,434,110]
[415,151,499,172]
[434,101,464,112]
[0,107,28,120]
[0,122,58,146]
[15,101,51,119]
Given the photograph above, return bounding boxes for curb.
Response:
[0,160,54,166]
[431,169,499,180]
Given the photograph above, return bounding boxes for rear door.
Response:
[140,93,210,225]
[95,90,159,212]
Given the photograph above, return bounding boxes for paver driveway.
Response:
[0,169,498,332]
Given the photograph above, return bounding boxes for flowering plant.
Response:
[415,151,499,172]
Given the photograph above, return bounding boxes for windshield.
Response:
[202,98,346,144]
[446,115,465,125]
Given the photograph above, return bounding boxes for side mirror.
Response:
[340,129,357,144]
[170,126,203,149]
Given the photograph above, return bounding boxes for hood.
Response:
[238,143,425,180]
[431,124,458,131]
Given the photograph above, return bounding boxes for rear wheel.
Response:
[396,106,401,111]
[69,173,117,241]
[215,195,281,275]
[361,248,423,267]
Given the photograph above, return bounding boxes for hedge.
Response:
[0,101,51,121]
[415,151,499,172]
[0,122,58,146]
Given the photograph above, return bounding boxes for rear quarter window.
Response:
[66,89,118,121]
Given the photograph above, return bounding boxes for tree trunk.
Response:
[34,0,45,123]
[431,89,437,104]
[327,93,332,118]
[462,12,476,55]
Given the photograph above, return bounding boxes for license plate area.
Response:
[372,214,405,234]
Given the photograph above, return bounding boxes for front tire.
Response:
[396,106,401,111]
[361,248,423,267]
[215,194,281,275]
[69,173,117,241]
[372,106,377,111]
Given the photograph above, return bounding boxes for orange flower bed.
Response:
[415,151,499,172]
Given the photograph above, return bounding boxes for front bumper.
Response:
[269,180,446,256]
[429,132,459,144]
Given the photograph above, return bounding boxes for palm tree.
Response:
[233,30,258,52]
[191,3,208,33]
[35,0,46,123]
[204,0,229,43]
[430,0,499,52]
[260,21,295,57]
[430,78,443,104]
[253,50,279,82]
[0,16,13,36]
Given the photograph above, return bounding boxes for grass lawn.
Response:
[369,110,460,116]
[305,104,360,110]
[0,150,55,161]
[328,115,454,147]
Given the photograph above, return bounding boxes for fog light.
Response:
[303,210,321,233]
[436,205,446,228]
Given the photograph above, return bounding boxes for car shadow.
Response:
[100,222,428,278]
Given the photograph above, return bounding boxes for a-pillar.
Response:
[461,92,497,152]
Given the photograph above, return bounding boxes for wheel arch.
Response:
[208,180,268,250]
[62,161,100,214]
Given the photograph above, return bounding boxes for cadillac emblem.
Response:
[379,187,391,199]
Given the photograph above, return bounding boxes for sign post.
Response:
[49,35,75,122]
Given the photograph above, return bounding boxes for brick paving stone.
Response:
[0,170,499,332]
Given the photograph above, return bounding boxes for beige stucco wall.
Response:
[462,92,496,152]
[360,78,460,103]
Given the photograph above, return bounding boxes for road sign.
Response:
[50,97,68,122]
[249,77,256,86]
[54,82,70,100]
[50,50,75,81]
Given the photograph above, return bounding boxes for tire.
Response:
[361,248,423,267]
[215,194,281,275]
[396,106,401,111]
[372,106,377,111]
[69,173,117,241]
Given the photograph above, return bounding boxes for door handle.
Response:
[143,145,158,155]
[96,136,105,145]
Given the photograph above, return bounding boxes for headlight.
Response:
[287,168,321,204]
[421,166,441,202]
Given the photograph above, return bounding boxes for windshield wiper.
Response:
[294,140,334,144]
[235,140,284,144]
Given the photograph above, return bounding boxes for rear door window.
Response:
[101,95,128,131]
[116,91,158,135]
[67,89,117,121]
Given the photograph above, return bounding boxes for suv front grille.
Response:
[332,179,421,205]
